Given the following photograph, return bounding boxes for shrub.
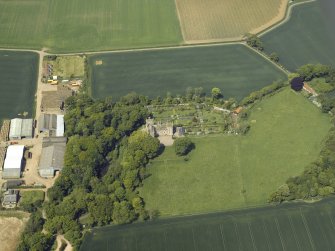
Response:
[174,137,195,156]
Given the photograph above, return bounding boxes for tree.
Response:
[269,52,279,62]
[211,87,223,99]
[112,201,135,224]
[245,34,264,50]
[174,137,195,156]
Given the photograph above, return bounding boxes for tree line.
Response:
[18,93,161,250]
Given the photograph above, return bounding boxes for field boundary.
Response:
[0,0,316,55]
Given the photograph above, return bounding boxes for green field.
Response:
[80,197,335,251]
[0,51,39,123]
[262,0,335,71]
[0,0,182,53]
[89,44,287,100]
[140,88,332,215]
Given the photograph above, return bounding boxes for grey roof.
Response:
[39,168,55,178]
[2,168,21,179]
[39,114,57,132]
[3,194,18,203]
[21,119,33,138]
[9,119,22,138]
[42,137,67,147]
[9,118,33,139]
[39,144,66,172]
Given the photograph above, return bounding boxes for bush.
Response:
[245,34,263,51]
[174,137,195,156]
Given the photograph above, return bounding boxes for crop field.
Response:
[80,197,335,251]
[0,0,182,53]
[262,0,335,71]
[89,44,287,100]
[175,0,287,42]
[0,51,39,124]
[140,88,332,215]
[0,211,29,251]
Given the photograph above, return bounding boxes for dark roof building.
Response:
[291,77,304,91]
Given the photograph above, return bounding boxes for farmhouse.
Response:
[9,118,33,140]
[2,145,25,179]
[145,119,173,137]
[1,189,19,209]
[39,137,66,178]
[38,114,64,137]
[40,85,73,113]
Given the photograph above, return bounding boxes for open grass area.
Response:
[0,51,39,124]
[0,0,182,53]
[262,0,335,71]
[80,197,335,251]
[140,88,332,215]
[89,44,287,100]
[176,0,287,42]
[48,56,85,79]
[19,191,45,206]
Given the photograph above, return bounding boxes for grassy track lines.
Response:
[262,0,335,71]
[80,198,335,251]
[88,44,287,100]
[0,0,182,53]
[0,51,38,123]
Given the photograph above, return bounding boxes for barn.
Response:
[9,118,33,140]
[2,145,24,179]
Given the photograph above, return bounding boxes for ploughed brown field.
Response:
[175,0,288,43]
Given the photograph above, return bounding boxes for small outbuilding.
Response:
[291,77,304,91]
[2,145,25,179]
[1,189,19,208]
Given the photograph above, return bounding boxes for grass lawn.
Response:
[89,44,287,100]
[0,0,182,53]
[262,0,335,71]
[0,51,39,124]
[19,190,45,205]
[140,88,332,215]
[48,56,85,79]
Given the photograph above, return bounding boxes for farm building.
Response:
[40,85,73,113]
[9,118,33,140]
[2,145,25,179]
[1,189,19,208]
[39,137,66,178]
[38,114,64,137]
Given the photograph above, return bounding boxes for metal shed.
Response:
[9,118,33,140]
[39,139,66,178]
[2,145,24,179]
